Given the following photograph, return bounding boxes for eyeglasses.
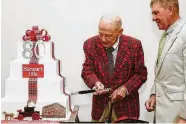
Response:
[99,29,121,40]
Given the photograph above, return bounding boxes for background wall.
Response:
[1,0,186,122]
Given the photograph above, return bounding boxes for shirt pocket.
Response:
[165,91,184,101]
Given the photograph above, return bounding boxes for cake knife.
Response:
[71,88,111,95]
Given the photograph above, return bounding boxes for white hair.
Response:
[100,14,122,30]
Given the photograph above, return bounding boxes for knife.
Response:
[71,88,111,95]
[71,89,96,95]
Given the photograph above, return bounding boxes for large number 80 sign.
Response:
[22,40,45,59]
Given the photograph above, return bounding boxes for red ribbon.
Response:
[22,26,51,42]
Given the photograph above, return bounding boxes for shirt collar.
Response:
[166,18,182,35]
[112,38,120,50]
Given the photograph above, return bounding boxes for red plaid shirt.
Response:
[81,34,147,120]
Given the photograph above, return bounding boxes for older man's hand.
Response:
[110,86,128,103]
[93,82,105,95]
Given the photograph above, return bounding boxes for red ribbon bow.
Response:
[22,26,51,42]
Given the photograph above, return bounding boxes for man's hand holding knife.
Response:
[93,82,128,103]
[71,81,128,103]
[92,82,109,95]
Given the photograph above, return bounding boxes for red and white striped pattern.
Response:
[27,43,39,105]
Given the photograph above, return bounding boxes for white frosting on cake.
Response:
[1,40,72,121]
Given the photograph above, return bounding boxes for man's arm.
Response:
[123,40,148,94]
[179,38,186,120]
[81,40,100,89]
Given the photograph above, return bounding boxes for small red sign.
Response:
[22,64,44,78]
